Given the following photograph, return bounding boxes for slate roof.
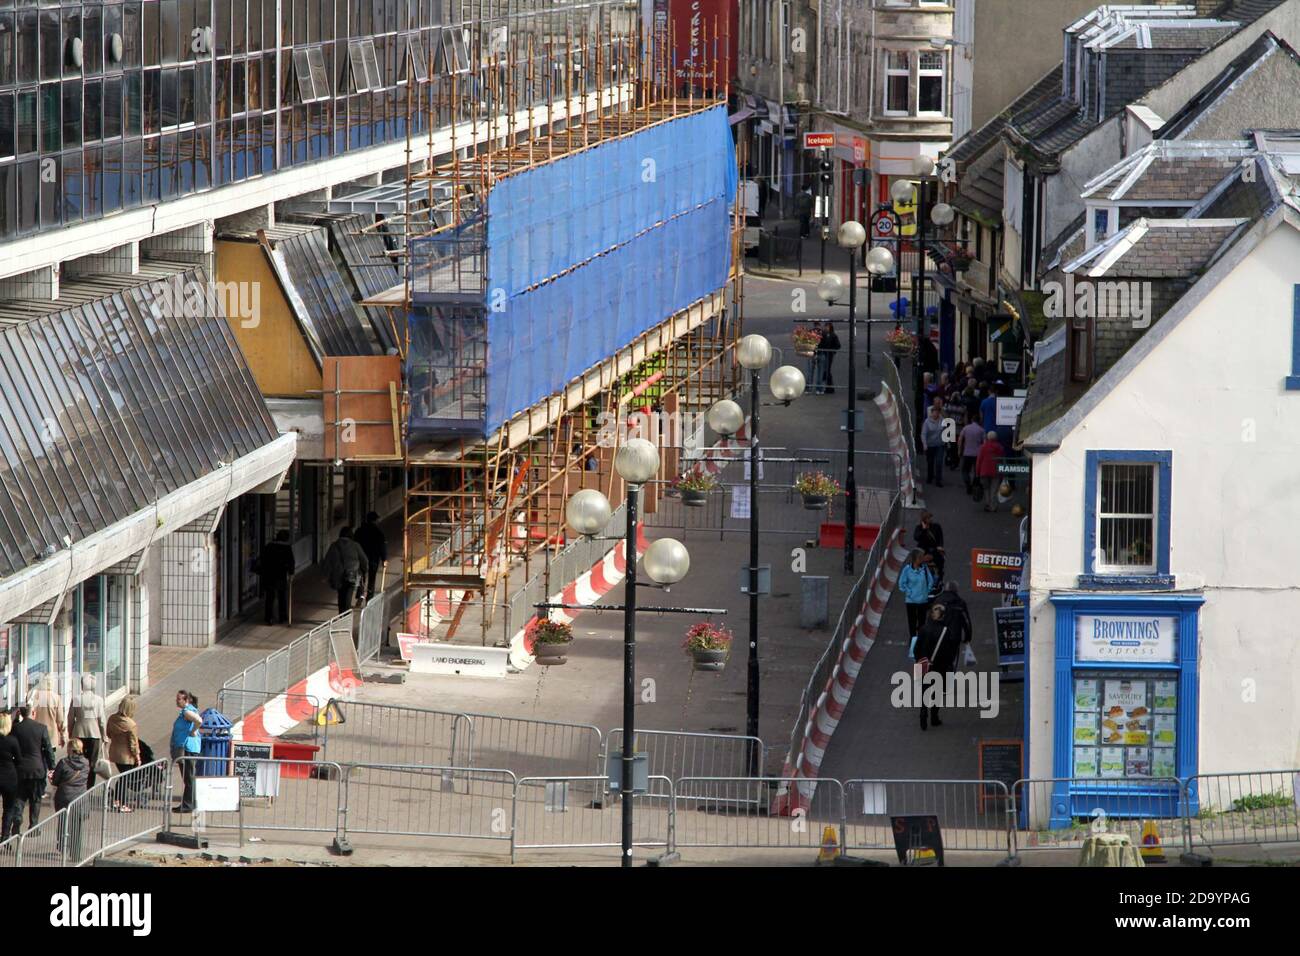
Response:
[945,66,1063,168]
[1158,32,1300,140]
[1071,220,1246,278]
[1081,145,1253,201]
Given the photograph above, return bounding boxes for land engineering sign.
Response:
[971,549,1024,594]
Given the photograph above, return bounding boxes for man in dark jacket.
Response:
[795,185,815,238]
[913,511,945,582]
[12,705,55,827]
[354,512,388,602]
[258,530,296,625]
[323,528,369,614]
[933,581,973,649]
[913,604,959,731]
[817,322,841,394]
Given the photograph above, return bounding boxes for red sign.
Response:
[670,0,737,93]
[804,132,835,149]
[970,549,1025,593]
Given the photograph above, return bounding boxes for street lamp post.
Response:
[829,222,867,574]
[708,339,805,774]
[562,440,691,868]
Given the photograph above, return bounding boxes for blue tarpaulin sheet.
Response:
[482,104,737,428]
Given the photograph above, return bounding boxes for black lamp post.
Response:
[707,341,806,774]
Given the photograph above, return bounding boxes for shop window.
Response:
[1071,672,1178,783]
[104,574,127,696]
[23,624,51,696]
[0,627,10,709]
[1083,450,1172,585]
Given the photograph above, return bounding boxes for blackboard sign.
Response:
[993,605,1025,666]
[978,738,1023,813]
[891,815,943,866]
[232,741,275,798]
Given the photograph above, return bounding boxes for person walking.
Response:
[170,690,202,813]
[898,549,937,643]
[958,414,985,496]
[0,713,22,839]
[933,581,973,656]
[51,739,110,859]
[943,386,965,470]
[354,511,389,603]
[817,322,841,395]
[975,430,1005,511]
[67,674,107,778]
[913,603,959,730]
[323,527,369,614]
[920,406,946,487]
[257,530,296,626]
[106,697,142,812]
[26,674,66,752]
[795,184,814,238]
[914,511,946,583]
[11,705,55,828]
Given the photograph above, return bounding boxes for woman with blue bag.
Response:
[170,690,202,814]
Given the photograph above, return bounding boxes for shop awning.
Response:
[0,266,295,622]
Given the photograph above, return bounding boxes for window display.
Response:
[1071,672,1176,780]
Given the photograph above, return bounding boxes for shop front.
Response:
[1044,593,1203,828]
[0,624,52,709]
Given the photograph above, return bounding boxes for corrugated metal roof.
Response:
[0,267,278,577]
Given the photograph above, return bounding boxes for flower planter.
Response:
[802,494,830,510]
[889,343,915,358]
[533,639,572,665]
[794,345,818,358]
[682,488,709,507]
[690,648,728,672]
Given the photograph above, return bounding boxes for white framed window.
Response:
[293,46,330,103]
[1095,462,1158,573]
[883,50,909,115]
[918,50,946,115]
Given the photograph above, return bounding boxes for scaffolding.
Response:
[355,1,745,644]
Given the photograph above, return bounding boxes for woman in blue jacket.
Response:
[898,549,937,640]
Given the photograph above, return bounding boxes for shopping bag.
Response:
[912,658,930,681]
[908,635,918,659]
[962,644,977,667]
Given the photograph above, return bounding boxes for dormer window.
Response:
[1085,205,1118,250]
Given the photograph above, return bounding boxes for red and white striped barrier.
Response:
[874,384,921,508]
[772,529,912,814]
[231,660,359,742]
[508,524,651,670]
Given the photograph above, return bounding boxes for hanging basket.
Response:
[802,494,830,510]
[794,344,818,358]
[690,648,728,672]
[682,488,709,508]
[533,639,572,666]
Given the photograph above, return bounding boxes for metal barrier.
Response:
[1182,769,1300,852]
[341,765,517,845]
[7,808,70,867]
[511,775,675,861]
[181,757,346,845]
[843,779,1013,858]
[463,713,603,780]
[70,760,173,866]
[220,611,354,724]
[883,356,918,478]
[356,592,388,665]
[672,777,842,852]
[1012,777,1185,854]
[605,729,764,789]
[320,700,469,767]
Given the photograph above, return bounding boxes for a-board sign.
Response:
[993,605,1026,666]
[891,814,944,866]
[232,741,277,799]
[977,738,1023,812]
[194,776,240,813]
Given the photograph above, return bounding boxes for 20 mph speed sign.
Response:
[876,217,894,235]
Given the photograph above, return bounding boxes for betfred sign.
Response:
[804,132,835,149]
[970,549,1024,593]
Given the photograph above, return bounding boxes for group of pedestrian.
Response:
[0,679,203,846]
[919,359,1015,511]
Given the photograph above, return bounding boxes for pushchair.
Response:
[115,740,169,810]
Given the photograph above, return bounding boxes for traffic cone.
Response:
[817,826,841,863]
[1139,820,1166,863]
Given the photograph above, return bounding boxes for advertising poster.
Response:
[669,0,737,93]
[1153,680,1177,712]
[1153,747,1176,779]
[970,549,1024,593]
[1074,747,1098,778]
[1073,711,1098,744]
[1099,747,1125,778]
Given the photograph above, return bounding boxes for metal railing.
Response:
[883,355,918,483]
[356,592,388,664]
[1182,769,1300,853]
[220,610,354,725]
[5,759,1300,865]
[215,690,323,744]
[462,713,603,780]
[843,779,1013,856]
[606,729,764,789]
[320,700,469,768]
